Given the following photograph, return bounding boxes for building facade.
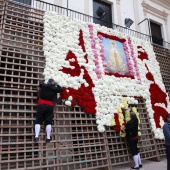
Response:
[32,0,170,45]
[0,0,170,170]
[14,0,170,47]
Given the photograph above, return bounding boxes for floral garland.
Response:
[43,12,169,139]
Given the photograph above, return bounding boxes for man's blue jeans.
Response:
[166,144,170,170]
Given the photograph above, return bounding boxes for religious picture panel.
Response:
[102,38,129,75]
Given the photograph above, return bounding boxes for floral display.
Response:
[43,12,170,139]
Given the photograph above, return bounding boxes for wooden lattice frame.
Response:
[0,1,169,169]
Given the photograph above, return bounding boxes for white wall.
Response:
[168,16,170,42]
[62,0,86,14]
[61,0,93,21]
[133,0,145,33]
[120,0,135,29]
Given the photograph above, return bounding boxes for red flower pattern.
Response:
[114,113,121,132]
[58,30,168,130]
[137,46,168,127]
[59,30,96,114]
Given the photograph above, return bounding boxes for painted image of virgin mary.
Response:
[107,40,129,74]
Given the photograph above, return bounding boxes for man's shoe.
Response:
[34,137,39,142]
[46,137,52,143]
[131,167,139,169]
[139,164,143,168]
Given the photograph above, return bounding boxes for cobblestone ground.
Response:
[112,156,167,170]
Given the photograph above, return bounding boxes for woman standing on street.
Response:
[125,111,142,170]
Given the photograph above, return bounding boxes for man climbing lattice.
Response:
[34,78,63,143]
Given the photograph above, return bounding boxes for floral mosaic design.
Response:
[43,12,170,139]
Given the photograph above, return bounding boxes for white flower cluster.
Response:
[43,12,169,139]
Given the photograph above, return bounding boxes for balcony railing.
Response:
[12,0,170,49]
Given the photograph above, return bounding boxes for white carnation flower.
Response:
[97,125,105,132]
[65,101,71,106]
[68,96,73,101]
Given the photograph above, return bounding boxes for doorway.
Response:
[93,0,112,28]
[150,21,163,46]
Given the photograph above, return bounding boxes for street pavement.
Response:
[112,156,167,170]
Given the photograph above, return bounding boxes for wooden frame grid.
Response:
[0,0,169,169]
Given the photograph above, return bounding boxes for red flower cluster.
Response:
[98,32,126,43]
[114,113,121,132]
[153,106,167,128]
[149,83,168,107]
[138,47,168,128]
[137,46,148,61]
[146,72,154,81]
[59,30,96,114]
[78,30,86,52]
[60,51,81,77]
[149,83,168,127]
[106,72,134,79]
[146,69,167,127]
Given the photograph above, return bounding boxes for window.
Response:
[12,0,31,5]
[150,21,163,46]
[93,0,112,28]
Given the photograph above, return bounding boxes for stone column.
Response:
[116,0,122,26]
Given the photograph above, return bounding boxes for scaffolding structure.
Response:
[0,0,170,169]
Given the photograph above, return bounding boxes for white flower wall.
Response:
[43,11,169,139]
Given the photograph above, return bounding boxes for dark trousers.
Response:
[166,145,170,170]
[128,139,139,156]
[35,104,54,126]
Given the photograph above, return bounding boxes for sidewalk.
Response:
[113,156,167,170]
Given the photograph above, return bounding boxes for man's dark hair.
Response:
[130,111,137,119]
[165,113,170,122]
[47,79,55,86]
